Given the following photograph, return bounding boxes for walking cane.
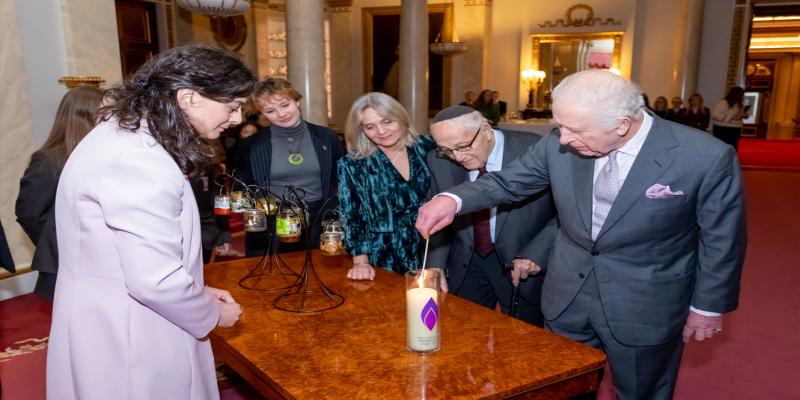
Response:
[495,248,519,318]
[506,263,520,318]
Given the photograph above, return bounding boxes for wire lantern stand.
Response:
[213,172,344,312]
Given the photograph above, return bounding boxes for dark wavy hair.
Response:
[724,86,745,108]
[99,45,255,178]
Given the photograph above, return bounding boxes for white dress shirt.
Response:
[591,110,652,214]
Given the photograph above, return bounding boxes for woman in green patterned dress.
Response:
[338,92,436,280]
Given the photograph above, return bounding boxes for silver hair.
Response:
[344,92,418,159]
[552,70,644,131]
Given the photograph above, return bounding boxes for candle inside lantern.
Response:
[405,269,441,353]
[319,232,343,255]
[243,209,267,232]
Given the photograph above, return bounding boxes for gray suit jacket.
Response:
[448,115,746,346]
[427,131,557,303]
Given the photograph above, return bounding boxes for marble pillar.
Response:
[675,0,704,99]
[1,0,35,266]
[399,0,428,133]
[286,0,327,126]
[449,1,491,109]
[632,0,704,100]
[61,0,123,85]
[328,5,353,131]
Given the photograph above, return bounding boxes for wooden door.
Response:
[115,0,159,78]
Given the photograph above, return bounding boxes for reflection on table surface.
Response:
[205,251,606,399]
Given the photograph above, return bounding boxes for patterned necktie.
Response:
[592,150,620,240]
[473,168,494,257]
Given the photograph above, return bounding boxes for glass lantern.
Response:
[214,195,232,215]
[243,208,267,232]
[231,191,253,214]
[319,220,344,256]
[276,208,302,243]
[256,196,279,216]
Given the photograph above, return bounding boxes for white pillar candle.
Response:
[406,270,441,353]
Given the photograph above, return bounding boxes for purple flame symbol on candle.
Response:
[420,298,438,331]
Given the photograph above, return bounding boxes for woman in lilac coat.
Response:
[46,45,254,400]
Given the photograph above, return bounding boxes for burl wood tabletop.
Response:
[205,251,606,399]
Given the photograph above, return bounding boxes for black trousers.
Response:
[712,124,742,150]
[453,249,543,327]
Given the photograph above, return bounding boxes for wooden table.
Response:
[205,252,606,399]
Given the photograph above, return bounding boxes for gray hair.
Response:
[344,92,418,159]
[552,70,644,131]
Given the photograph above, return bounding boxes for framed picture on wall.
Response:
[742,91,760,125]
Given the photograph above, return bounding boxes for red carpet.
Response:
[738,138,800,170]
[1,169,797,399]
[0,294,51,400]
[674,170,800,399]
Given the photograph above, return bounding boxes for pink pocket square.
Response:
[645,184,684,199]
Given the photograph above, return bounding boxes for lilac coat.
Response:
[47,119,222,399]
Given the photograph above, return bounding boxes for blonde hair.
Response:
[252,77,301,106]
[344,92,418,159]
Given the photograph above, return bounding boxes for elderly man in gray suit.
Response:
[426,106,557,326]
[416,70,746,399]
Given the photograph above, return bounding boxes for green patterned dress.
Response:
[337,136,436,273]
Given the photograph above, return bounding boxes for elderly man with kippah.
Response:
[425,105,558,326]
[417,70,746,399]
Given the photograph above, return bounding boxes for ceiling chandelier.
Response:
[175,0,251,16]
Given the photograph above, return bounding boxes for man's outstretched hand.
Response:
[415,196,458,239]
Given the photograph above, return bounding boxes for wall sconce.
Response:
[521,69,546,110]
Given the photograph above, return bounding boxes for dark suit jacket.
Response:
[427,130,557,303]
[16,151,60,275]
[191,166,231,253]
[448,113,746,346]
[0,220,15,273]
[497,100,508,117]
[236,122,343,200]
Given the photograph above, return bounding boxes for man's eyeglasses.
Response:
[436,125,483,158]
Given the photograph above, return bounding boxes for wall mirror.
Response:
[531,32,623,106]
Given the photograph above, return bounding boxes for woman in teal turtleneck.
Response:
[338,92,436,280]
